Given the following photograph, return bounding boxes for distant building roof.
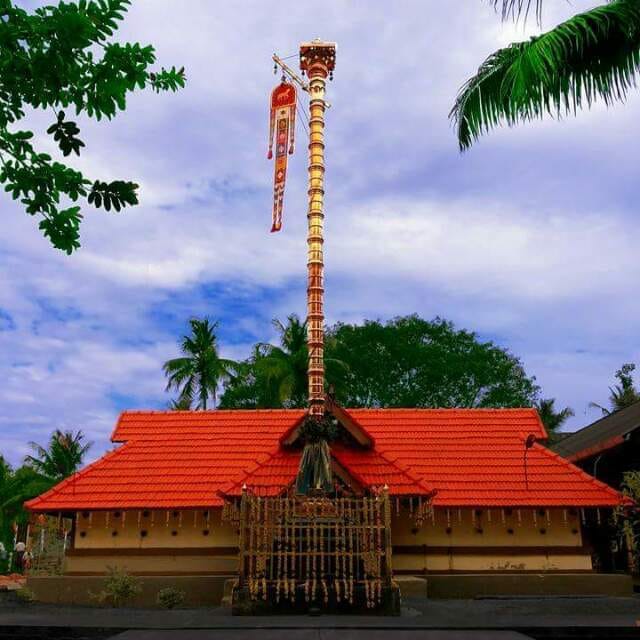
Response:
[25,407,623,512]
[552,401,640,463]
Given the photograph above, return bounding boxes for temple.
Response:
[25,400,629,604]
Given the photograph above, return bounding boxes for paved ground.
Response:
[1,596,640,629]
[113,632,531,640]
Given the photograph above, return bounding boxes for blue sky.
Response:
[2,1,639,466]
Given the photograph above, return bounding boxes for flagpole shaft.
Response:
[300,41,336,418]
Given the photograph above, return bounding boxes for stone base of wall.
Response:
[26,575,232,608]
[27,572,633,607]
[422,573,633,599]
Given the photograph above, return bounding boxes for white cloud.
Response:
[332,198,640,302]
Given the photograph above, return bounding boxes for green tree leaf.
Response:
[0,0,185,251]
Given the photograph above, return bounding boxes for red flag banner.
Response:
[268,81,297,232]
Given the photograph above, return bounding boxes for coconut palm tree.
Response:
[163,317,236,410]
[451,0,640,150]
[24,429,92,480]
[590,363,640,415]
[256,314,310,408]
[536,397,574,438]
[167,396,193,410]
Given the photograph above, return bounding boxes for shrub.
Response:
[95,567,141,607]
[14,587,35,603]
[616,471,640,574]
[156,586,186,609]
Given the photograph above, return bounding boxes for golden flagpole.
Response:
[299,40,336,418]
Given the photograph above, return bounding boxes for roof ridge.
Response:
[330,445,434,497]
[220,446,297,496]
[119,408,307,415]
[348,407,540,412]
[372,447,435,496]
[118,407,541,416]
[113,408,307,443]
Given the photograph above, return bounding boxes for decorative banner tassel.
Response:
[267,81,297,233]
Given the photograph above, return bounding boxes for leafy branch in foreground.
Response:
[0,0,185,253]
[452,0,640,150]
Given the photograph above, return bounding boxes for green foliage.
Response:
[218,353,274,409]
[220,315,539,410]
[452,0,640,149]
[535,398,574,438]
[615,471,640,573]
[168,395,193,411]
[609,363,640,411]
[163,318,237,410]
[88,179,138,212]
[46,111,85,157]
[256,315,310,408]
[14,587,35,603]
[590,363,640,416]
[219,315,309,409]
[95,567,141,607]
[0,0,185,252]
[325,315,539,409]
[0,460,55,560]
[219,314,344,410]
[156,586,186,609]
[24,429,92,480]
[1,430,91,556]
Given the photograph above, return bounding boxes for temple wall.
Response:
[72,509,237,549]
[391,506,591,573]
[65,506,593,575]
[66,508,238,575]
[392,506,583,546]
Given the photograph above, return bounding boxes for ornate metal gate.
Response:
[227,489,397,612]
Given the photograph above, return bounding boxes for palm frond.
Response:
[24,429,91,479]
[491,0,543,23]
[162,357,194,390]
[588,400,611,416]
[168,394,193,410]
[452,0,640,150]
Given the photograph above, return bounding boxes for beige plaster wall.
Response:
[66,506,592,575]
[73,509,238,549]
[391,506,583,547]
[391,506,590,573]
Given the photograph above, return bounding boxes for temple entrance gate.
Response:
[227,490,400,614]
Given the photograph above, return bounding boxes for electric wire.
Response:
[297,103,310,138]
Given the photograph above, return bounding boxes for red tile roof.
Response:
[26,408,623,511]
[331,444,434,497]
[220,444,434,498]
